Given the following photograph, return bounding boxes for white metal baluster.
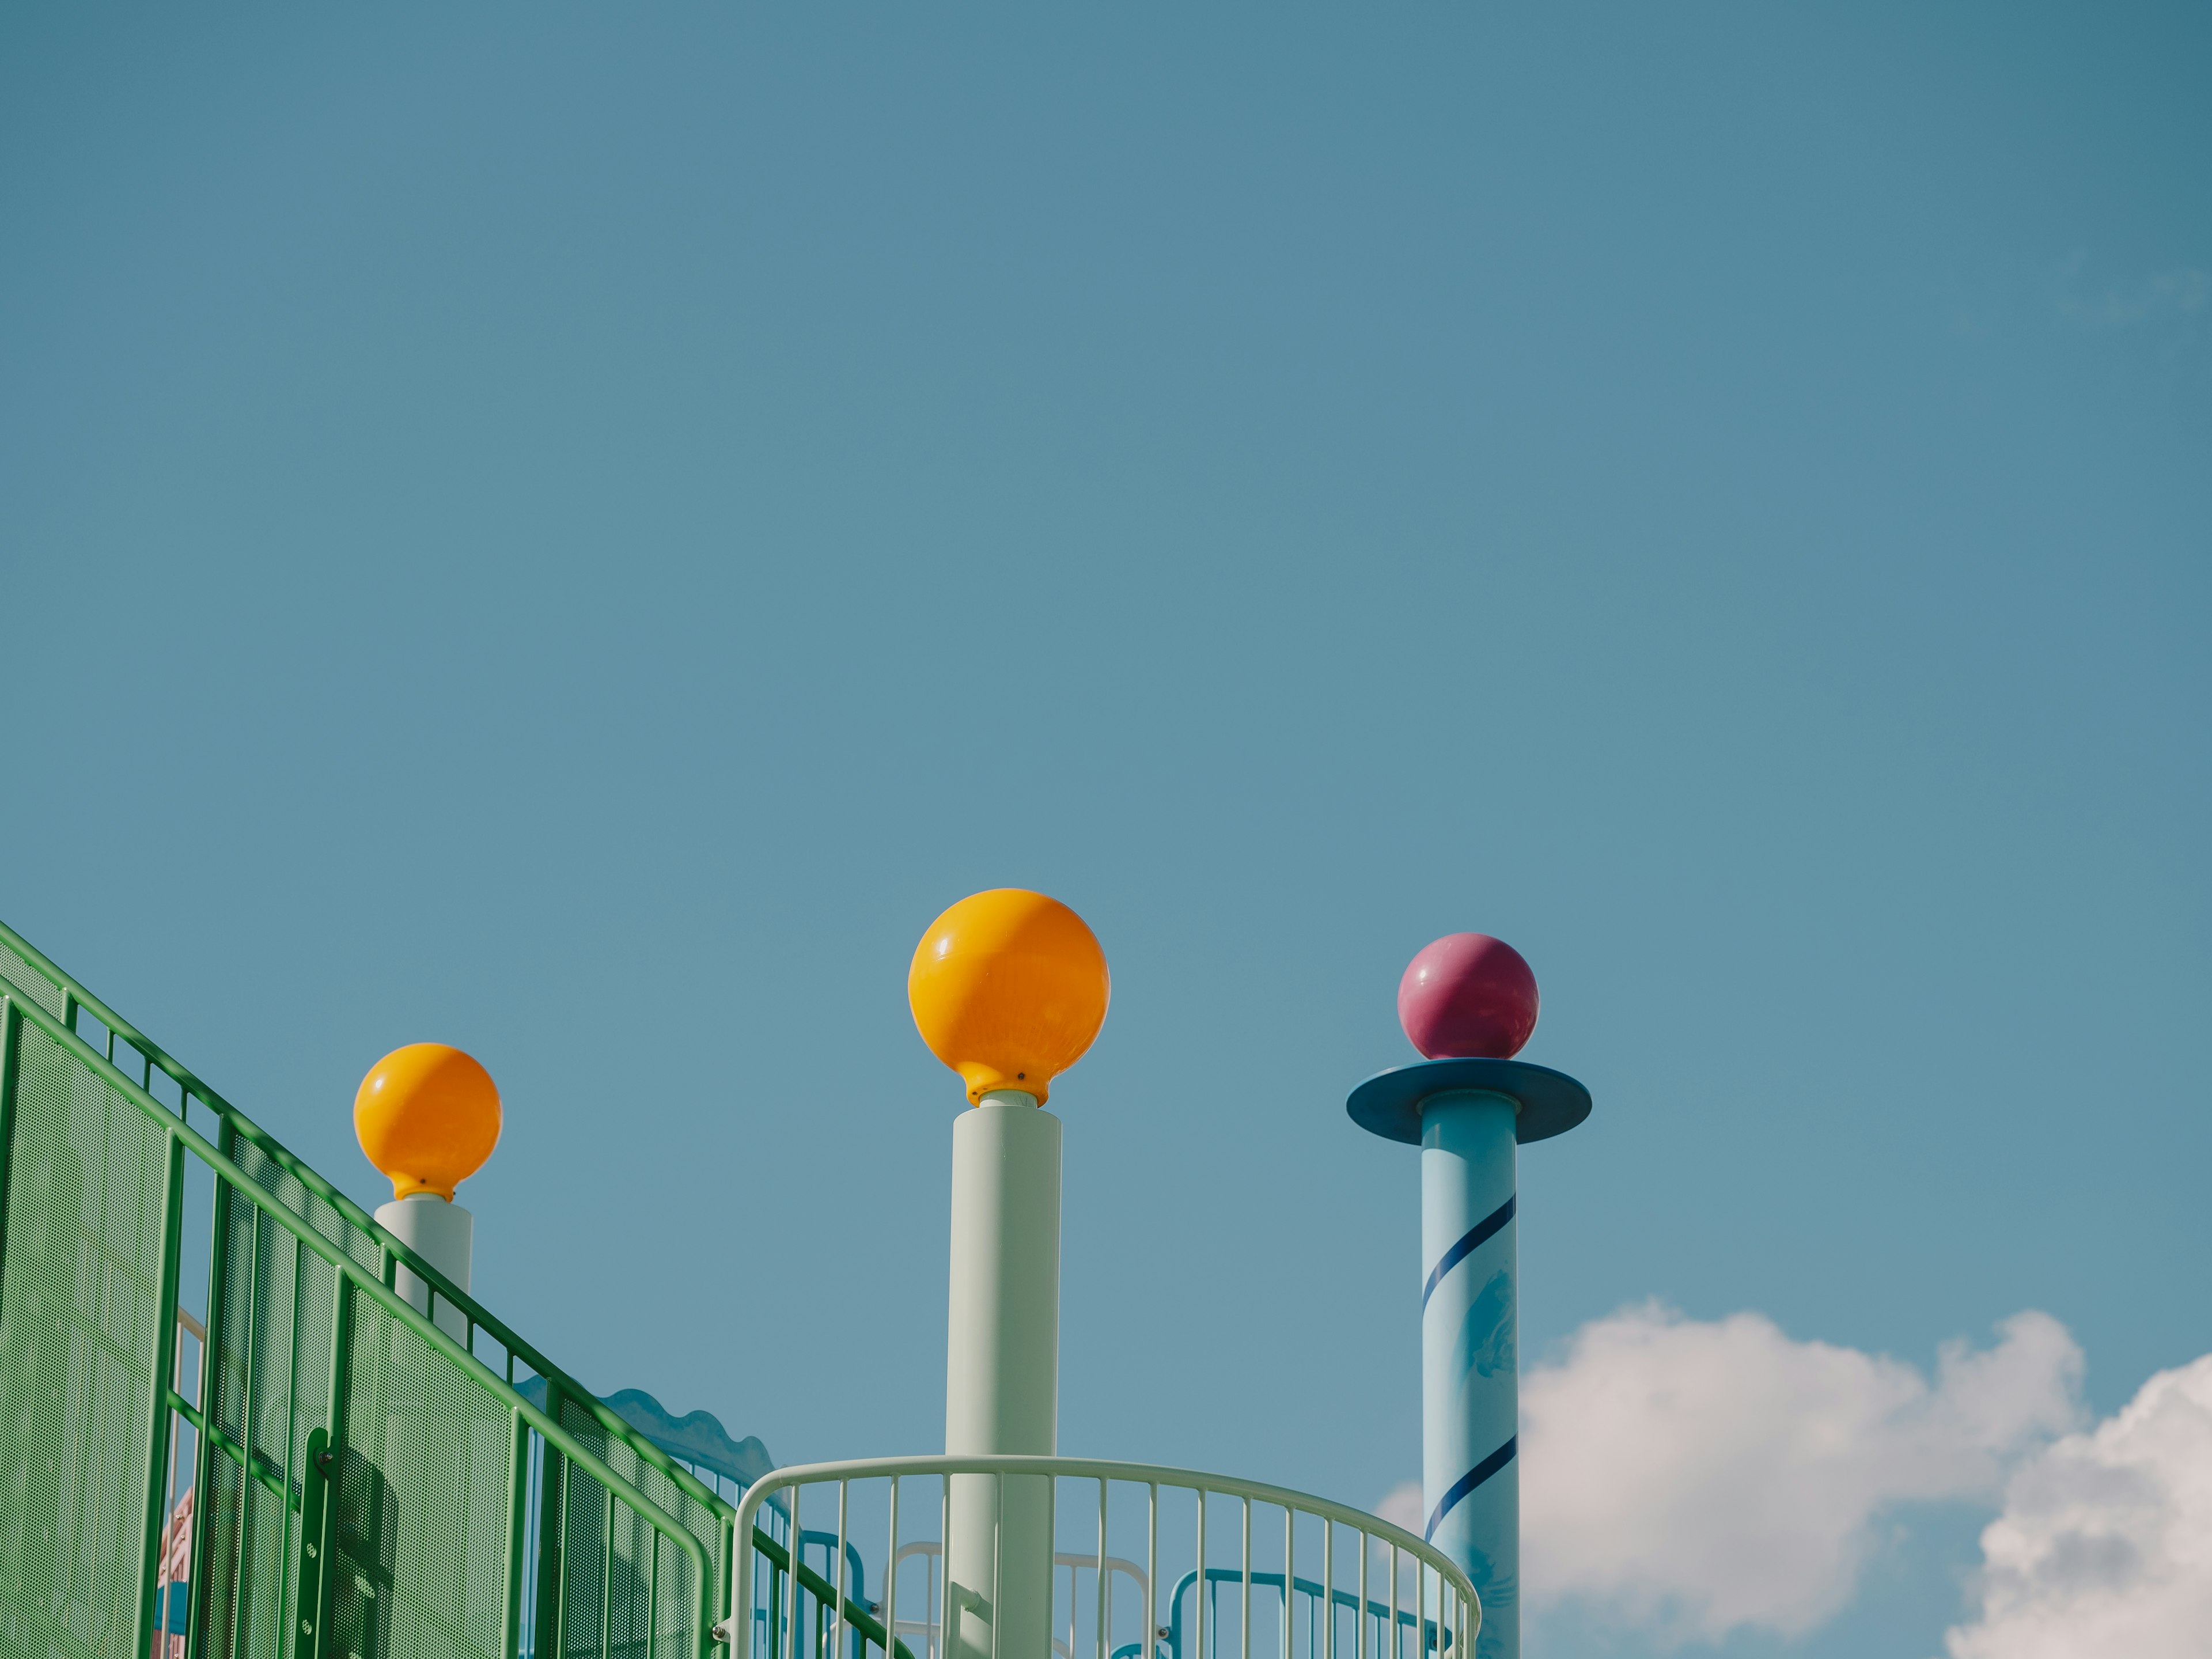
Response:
[1047,1476,1062,1659]
[835,1480,850,1659]
[1096,1480,1109,1659]
[1282,1509,1293,1659]
[1322,1523,1334,1659]
[1240,1498,1252,1659]
[1355,1532,1366,1659]
[788,1487,804,1659]
[1195,1490,1207,1659]
[885,1480,901,1659]
[991,1472,1003,1659]
[1145,1484,1158,1659]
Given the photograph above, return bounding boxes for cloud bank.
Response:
[1945,1352,2212,1659]
[1516,1303,2082,1642]
[1376,1308,2212,1653]
[1373,1304,2083,1644]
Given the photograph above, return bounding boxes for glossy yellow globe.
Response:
[908,889,1109,1105]
[354,1043,502,1200]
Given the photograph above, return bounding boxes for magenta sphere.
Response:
[1397,934,1539,1059]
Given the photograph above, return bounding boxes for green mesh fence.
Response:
[546,1385,728,1659]
[0,1012,172,1658]
[0,921,744,1659]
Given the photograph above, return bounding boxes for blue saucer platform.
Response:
[1346,1056,1593,1146]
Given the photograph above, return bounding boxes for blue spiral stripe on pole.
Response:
[1421,1194,1516,1312]
[1423,1435,1518,1543]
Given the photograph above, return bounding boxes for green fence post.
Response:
[294,1426,332,1659]
[599,1461,615,1659]
[0,995,20,1317]
[505,1408,531,1659]
[535,1380,569,1659]
[137,1132,188,1659]
[275,1233,306,1658]
[297,1272,353,1659]
[188,1134,237,1659]
[230,1200,263,1659]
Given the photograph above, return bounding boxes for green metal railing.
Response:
[0,919,884,1659]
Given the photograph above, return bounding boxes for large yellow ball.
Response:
[354,1043,502,1200]
[908,889,1110,1105]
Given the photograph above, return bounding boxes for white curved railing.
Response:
[887,1543,1150,1659]
[721,1456,1477,1659]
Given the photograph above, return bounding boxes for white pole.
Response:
[945,1090,1062,1659]
[375,1192,474,1344]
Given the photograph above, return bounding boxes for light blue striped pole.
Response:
[1348,1054,1588,1659]
[1420,1091,1518,1659]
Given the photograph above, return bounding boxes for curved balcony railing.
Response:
[721,1456,1478,1659]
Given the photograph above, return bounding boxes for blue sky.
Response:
[3,7,2206,1656]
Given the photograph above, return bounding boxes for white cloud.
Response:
[1376,1479,1424,1534]
[1513,1304,2082,1644]
[1944,1352,2212,1659]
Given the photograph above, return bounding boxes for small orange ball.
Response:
[908,889,1109,1105]
[354,1044,502,1200]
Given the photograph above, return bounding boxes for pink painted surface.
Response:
[152,1488,191,1659]
[1397,933,1539,1059]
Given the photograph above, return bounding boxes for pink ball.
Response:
[1397,934,1539,1059]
